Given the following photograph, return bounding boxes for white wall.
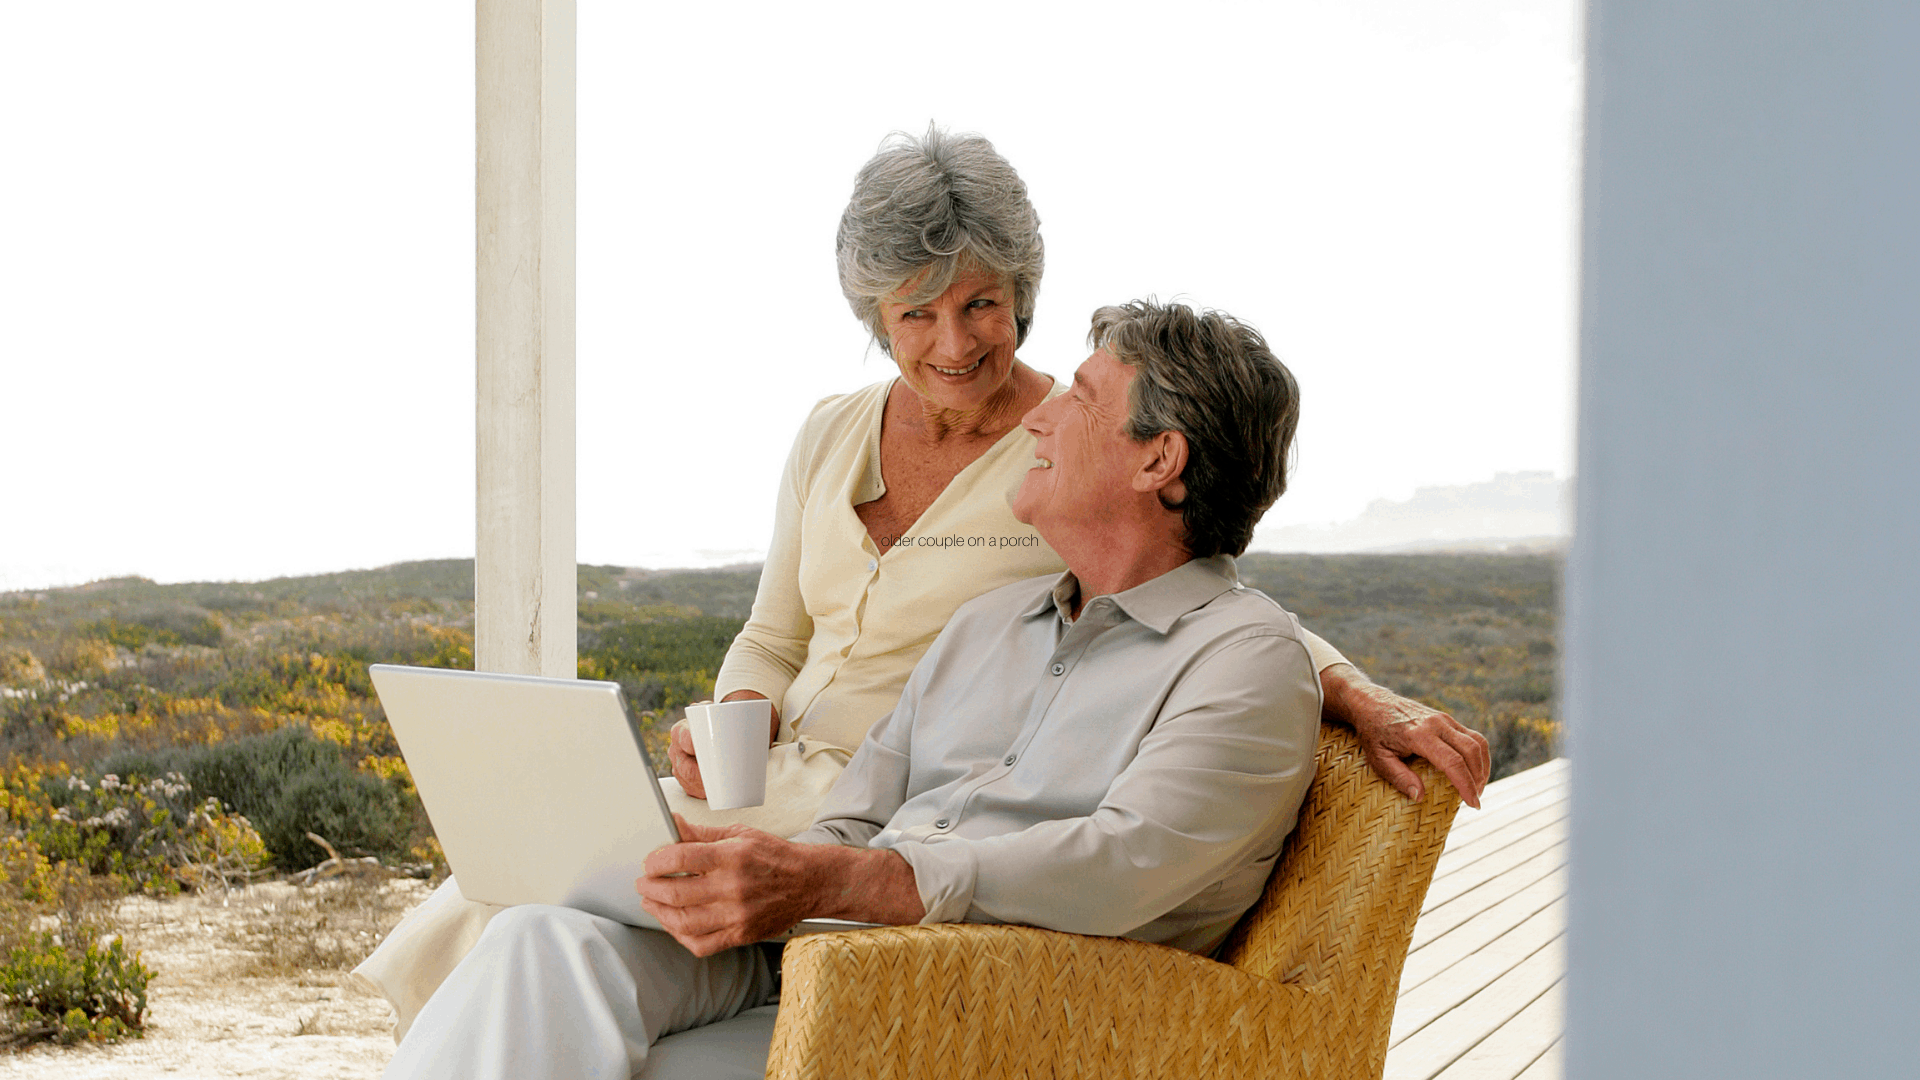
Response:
[1566,3,1920,1076]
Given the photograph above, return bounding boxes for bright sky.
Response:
[0,0,1581,590]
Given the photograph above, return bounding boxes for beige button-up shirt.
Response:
[792,555,1321,956]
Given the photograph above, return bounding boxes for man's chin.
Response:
[1007,475,1038,523]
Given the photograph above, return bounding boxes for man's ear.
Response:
[1133,430,1189,504]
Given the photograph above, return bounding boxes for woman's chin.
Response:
[905,354,1018,405]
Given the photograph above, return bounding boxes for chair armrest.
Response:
[765,924,1344,1080]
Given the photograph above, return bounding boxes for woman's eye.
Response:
[968,298,995,309]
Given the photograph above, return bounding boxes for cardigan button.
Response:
[1050,662,1065,676]
[934,818,950,829]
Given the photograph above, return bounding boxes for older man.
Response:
[387,301,1327,1078]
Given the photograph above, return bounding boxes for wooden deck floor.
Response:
[1383,757,1569,1080]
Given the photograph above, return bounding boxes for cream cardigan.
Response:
[713,378,1345,758]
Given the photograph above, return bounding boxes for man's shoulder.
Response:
[947,571,1059,625]
[1155,571,1314,675]
[1190,581,1306,639]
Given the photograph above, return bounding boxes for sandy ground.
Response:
[1,880,431,1079]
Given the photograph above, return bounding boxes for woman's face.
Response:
[877,271,1020,414]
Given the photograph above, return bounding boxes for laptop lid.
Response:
[371,664,681,928]
[370,664,878,938]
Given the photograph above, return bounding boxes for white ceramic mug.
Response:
[682,699,772,810]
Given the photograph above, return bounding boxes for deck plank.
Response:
[1401,888,1568,993]
[1423,817,1569,910]
[1383,943,1563,1080]
[1462,759,1568,811]
[1511,1038,1563,1080]
[1389,901,1565,1046]
[1412,842,1567,950]
[1440,778,1570,851]
[1430,802,1570,884]
[1384,757,1568,1080]
[1433,981,1565,1080]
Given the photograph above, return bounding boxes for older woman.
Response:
[354,126,1489,1037]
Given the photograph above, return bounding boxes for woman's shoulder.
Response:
[794,379,891,442]
[780,378,892,486]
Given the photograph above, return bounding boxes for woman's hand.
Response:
[668,691,781,801]
[1320,663,1491,808]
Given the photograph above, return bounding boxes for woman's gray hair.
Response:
[1089,300,1301,559]
[837,125,1044,355]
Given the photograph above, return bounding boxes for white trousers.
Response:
[358,749,848,1040]
[381,904,778,1080]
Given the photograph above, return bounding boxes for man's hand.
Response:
[667,692,781,801]
[636,815,923,957]
[1319,663,1491,808]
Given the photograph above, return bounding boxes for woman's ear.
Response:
[1134,429,1189,504]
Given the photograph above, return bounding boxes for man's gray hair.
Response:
[1089,300,1301,559]
[837,125,1044,355]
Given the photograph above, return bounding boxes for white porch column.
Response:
[1568,2,1920,1076]
[475,0,576,677]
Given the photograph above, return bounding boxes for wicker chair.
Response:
[761,722,1461,1080]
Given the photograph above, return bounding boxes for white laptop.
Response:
[369,664,874,937]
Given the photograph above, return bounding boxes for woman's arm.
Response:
[675,408,821,798]
[711,417,816,715]
[1295,625,1491,807]
[1319,661,1491,808]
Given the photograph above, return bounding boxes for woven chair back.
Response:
[1216,722,1459,995]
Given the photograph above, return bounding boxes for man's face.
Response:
[1012,348,1148,538]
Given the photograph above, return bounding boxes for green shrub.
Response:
[580,616,742,676]
[100,727,412,871]
[85,609,224,651]
[11,767,267,895]
[261,769,408,871]
[0,931,150,1045]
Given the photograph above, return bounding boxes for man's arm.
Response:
[636,816,924,958]
[1319,661,1491,808]
[639,693,926,957]
[884,633,1319,939]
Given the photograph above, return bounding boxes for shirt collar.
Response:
[1020,554,1241,634]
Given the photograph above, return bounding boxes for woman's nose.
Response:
[935,313,976,359]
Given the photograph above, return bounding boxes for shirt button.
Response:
[1050,662,1065,676]
[1003,754,1016,766]
[867,559,877,572]
[934,818,950,829]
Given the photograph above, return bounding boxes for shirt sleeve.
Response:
[1298,626,1348,673]
[787,691,918,848]
[713,407,819,733]
[886,632,1321,936]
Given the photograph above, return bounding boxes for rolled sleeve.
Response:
[1299,626,1348,674]
[890,842,981,925]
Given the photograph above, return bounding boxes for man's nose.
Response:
[1020,395,1054,434]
